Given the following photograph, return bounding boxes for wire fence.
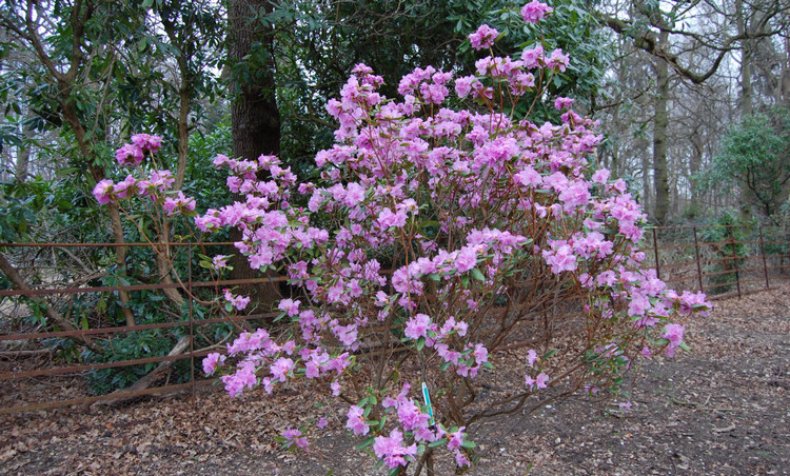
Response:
[1,224,788,415]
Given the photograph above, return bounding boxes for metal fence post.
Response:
[652,227,661,280]
[692,226,704,293]
[188,244,196,403]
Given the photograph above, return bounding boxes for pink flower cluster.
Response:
[468,24,499,50]
[115,133,162,166]
[95,3,712,471]
[521,0,553,23]
[92,136,198,219]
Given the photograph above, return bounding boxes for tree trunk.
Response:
[652,31,671,225]
[689,130,703,208]
[227,0,282,308]
[736,0,753,117]
[229,0,281,161]
[14,123,34,183]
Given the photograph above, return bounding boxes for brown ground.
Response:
[1,285,788,476]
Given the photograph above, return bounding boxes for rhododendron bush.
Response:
[94,3,710,473]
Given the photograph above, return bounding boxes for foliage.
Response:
[271,0,610,176]
[85,329,190,395]
[704,108,790,219]
[700,211,750,294]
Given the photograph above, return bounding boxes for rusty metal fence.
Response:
[0,241,285,415]
[1,225,788,415]
[646,225,790,300]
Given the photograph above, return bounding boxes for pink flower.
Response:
[513,167,543,188]
[162,192,196,216]
[377,208,407,229]
[447,427,466,450]
[211,255,230,270]
[405,313,432,340]
[468,24,498,50]
[373,429,417,469]
[396,399,430,431]
[455,246,478,273]
[278,298,301,317]
[345,405,369,435]
[282,428,308,449]
[115,143,144,166]
[271,357,295,382]
[662,323,684,357]
[130,133,162,154]
[547,48,570,72]
[542,241,577,274]
[525,372,549,390]
[521,1,553,23]
[554,96,574,110]
[454,450,471,467]
[526,349,538,367]
[202,352,226,376]
[521,44,544,69]
[92,179,115,205]
[223,289,251,311]
[591,168,610,184]
[455,75,478,98]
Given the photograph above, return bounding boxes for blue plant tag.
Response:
[421,381,435,426]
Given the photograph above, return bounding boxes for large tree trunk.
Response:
[229,0,280,161]
[227,0,282,308]
[652,31,671,225]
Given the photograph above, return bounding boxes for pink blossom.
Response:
[521,44,544,69]
[521,1,553,23]
[455,246,478,273]
[405,313,432,340]
[662,323,685,357]
[447,427,466,451]
[130,133,162,154]
[282,428,308,449]
[271,357,294,382]
[223,289,250,311]
[554,97,574,110]
[92,179,115,205]
[591,168,610,184]
[526,349,538,367]
[542,241,577,274]
[278,298,301,317]
[345,405,369,435]
[115,143,144,166]
[547,48,570,72]
[202,352,226,376]
[373,429,417,469]
[469,24,498,50]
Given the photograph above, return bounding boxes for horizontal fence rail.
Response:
[1,225,788,415]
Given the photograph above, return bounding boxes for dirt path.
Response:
[1,286,788,475]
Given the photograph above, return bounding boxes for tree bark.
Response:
[227,0,282,307]
[229,0,281,161]
[736,0,753,118]
[652,31,671,225]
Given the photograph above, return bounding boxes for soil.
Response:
[1,285,788,476]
